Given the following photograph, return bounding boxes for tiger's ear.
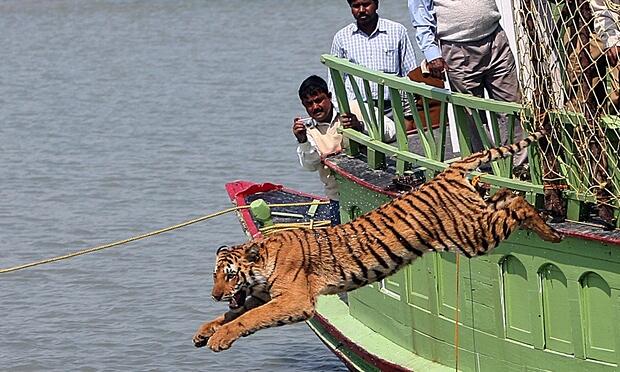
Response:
[216,245,230,255]
[245,244,260,262]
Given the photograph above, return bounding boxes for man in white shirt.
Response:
[292,75,396,224]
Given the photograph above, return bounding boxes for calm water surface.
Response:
[0,1,416,370]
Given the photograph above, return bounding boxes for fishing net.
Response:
[512,0,620,226]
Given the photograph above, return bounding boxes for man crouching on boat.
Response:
[292,75,396,225]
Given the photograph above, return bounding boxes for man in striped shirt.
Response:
[328,0,417,122]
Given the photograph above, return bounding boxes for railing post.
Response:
[389,87,410,175]
[321,55,620,224]
[328,67,359,156]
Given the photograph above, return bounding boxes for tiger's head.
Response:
[211,242,262,310]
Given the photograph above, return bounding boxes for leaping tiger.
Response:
[193,131,563,352]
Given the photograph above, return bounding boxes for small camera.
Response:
[300,117,315,128]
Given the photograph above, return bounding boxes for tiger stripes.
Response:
[193,130,563,351]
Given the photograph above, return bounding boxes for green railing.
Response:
[322,54,619,227]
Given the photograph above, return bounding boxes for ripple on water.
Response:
[0,0,416,370]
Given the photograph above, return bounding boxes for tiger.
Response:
[193,130,563,352]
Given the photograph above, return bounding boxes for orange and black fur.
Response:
[193,131,562,351]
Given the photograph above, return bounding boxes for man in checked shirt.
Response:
[328,0,417,128]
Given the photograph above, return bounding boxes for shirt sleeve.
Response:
[408,0,442,61]
[590,0,620,49]
[399,25,418,76]
[327,32,353,111]
[327,33,344,99]
[297,138,322,171]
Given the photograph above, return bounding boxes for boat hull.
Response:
[318,154,620,371]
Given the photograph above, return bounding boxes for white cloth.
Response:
[296,103,396,200]
[297,110,341,200]
[591,0,620,49]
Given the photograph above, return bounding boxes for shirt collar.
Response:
[315,109,339,126]
[352,17,386,37]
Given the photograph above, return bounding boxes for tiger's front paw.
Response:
[192,332,209,348]
[192,320,223,348]
[206,327,240,352]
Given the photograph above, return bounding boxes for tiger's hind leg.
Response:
[485,189,563,244]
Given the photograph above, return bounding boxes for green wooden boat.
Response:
[303,2,620,369]
[229,2,620,370]
[307,153,620,371]
[302,1,620,364]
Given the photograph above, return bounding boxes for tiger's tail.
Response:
[448,130,545,174]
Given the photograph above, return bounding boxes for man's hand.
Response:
[606,46,620,66]
[340,113,362,131]
[292,117,308,143]
[427,57,448,79]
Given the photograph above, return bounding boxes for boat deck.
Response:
[325,153,620,245]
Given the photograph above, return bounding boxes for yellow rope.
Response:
[260,220,332,235]
[0,200,328,275]
[260,220,332,231]
[252,201,329,208]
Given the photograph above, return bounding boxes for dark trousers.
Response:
[442,26,526,165]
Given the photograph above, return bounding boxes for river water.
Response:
[0,1,417,370]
